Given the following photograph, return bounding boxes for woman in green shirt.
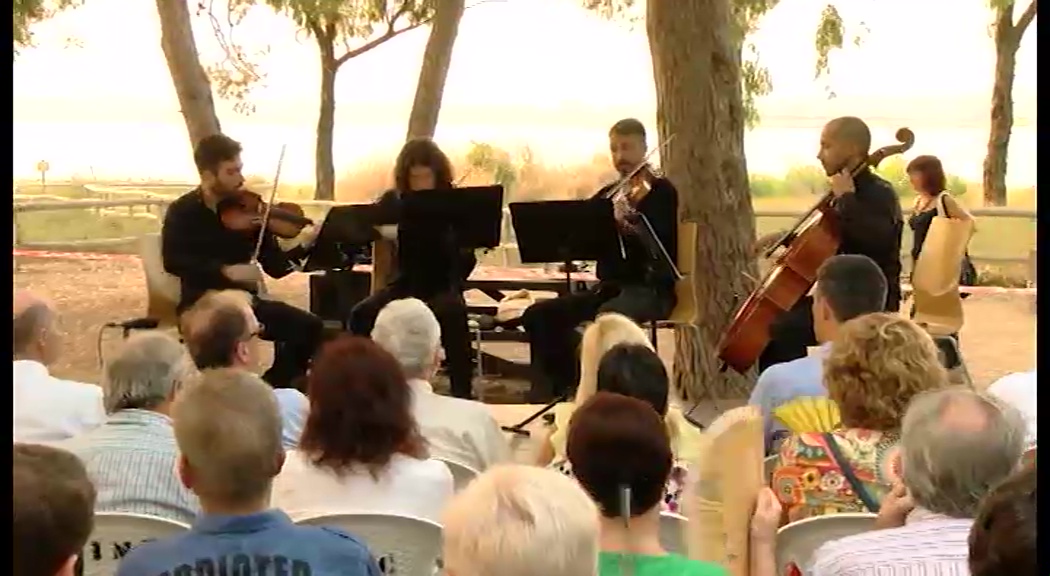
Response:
[567,392,728,576]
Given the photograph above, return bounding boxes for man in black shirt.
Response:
[161,134,324,389]
[521,119,680,402]
[755,116,903,373]
[347,138,477,399]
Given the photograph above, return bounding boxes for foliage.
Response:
[465,141,517,189]
[13,0,80,56]
[876,156,969,198]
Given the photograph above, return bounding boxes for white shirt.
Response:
[987,370,1037,448]
[14,360,105,443]
[408,378,510,472]
[271,450,454,524]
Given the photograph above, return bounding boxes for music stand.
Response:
[501,199,621,437]
[302,204,384,273]
[400,185,505,249]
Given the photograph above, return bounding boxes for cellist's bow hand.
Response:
[753,230,785,257]
[829,169,855,197]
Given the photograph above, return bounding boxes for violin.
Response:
[217,189,314,239]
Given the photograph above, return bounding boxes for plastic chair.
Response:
[79,512,190,576]
[436,458,480,492]
[659,511,688,555]
[775,513,877,576]
[297,512,442,576]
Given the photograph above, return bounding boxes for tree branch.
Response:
[1015,0,1037,37]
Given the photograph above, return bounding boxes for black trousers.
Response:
[521,283,673,402]
[252,297,325,390]
[348,283,474,399]
[757,296,817,375]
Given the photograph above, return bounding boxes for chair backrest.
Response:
[297,513,442,576]
[764,454,779,482]
[775,513,878,576]
[668,221,698,324]
[80,512,190,576]
[139,233,181,327]
[437,458,480,492]
[659,511,688,555]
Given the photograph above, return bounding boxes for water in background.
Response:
[13,119,1037,187]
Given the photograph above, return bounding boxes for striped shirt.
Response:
[60,409,200,524]
[809,509,973,576]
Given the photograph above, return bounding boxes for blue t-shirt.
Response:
[115,509,381,576]
[749,344,831,453]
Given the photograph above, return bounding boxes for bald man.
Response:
[14,291,105,442]
[755,117,903,373]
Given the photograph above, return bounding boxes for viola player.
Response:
[161,134,325,389]
[753,116,903,373]
[347,138,477,400]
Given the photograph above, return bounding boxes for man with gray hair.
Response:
[14,290,104,442]
[60,331,200,523]
[372,298,509,472]
[810,386,1028,576]
[443,464,600,576]
[115,369,381,576]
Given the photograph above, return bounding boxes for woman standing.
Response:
[905,155,977,292]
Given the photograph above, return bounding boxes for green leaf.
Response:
[13,0,80,55]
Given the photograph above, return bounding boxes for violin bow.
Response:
[250,144,288,265]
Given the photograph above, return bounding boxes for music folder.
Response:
[400,185,505,249]
[302,204,385,273]
[508,199,621,266]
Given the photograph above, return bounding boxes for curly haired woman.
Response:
[771,312,949,523]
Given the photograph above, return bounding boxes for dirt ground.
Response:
[13,253,1037,396]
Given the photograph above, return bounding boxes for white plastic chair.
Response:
[658,511,688,555]
[775,513,878,576]
[436,458,480,492]
[297,513,442,576]
[80,512,190,576]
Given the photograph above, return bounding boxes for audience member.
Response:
[749,255,888,451]
[14,443,97,576]
[14,290,104,442]
[568,392,727,576]
[809,386,1027,575]
[371,298,509,471]
[987,369,1037,452]
[182,290,308,448]
[773,312,948,522]
[443,464,601,576]
[555,344,691,513]
[748,487,783,576]
[60,332,200,523]
[968,462,1036,576]
[271,335,454,523]
[115,369,381,576]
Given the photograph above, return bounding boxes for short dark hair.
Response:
[816,254,888,322]
[193,134,242,174]
[394,138,454,193]
[300,335,427,478]
[567,392,672,518]
[609,118,647,141]
[969,463,1036,576]
[596,344,669,416]
[906,155,948,195]
[14,444,96,576]
[13,303,49,356]
[185,304,250,370]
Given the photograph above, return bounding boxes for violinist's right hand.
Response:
[222,264,263,286]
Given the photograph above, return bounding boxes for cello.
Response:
[717,127,915,374]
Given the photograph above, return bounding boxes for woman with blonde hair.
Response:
[772,312,948,523]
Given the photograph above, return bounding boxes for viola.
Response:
[217,189,314,239]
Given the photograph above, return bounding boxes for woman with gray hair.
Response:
[60,332,201,523]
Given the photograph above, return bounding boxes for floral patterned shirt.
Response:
[551,460,690,515]
[771,428,900,523]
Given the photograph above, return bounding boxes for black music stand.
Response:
[501,199,621,437]
[302,204,384,273]
[400,185,505,250]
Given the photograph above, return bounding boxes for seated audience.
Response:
[371,298,509,471]
[555,344,690,513]
[809,386,1027,576]
[987,369,1037,452]
[14,290,104,443]
[968,462,1036,576]
[569,392,727,576]
[60,332,200,523]
[773,312,949,522]
[540,313,703,466]
[749,254,888,452]
[115,369,381,576]
[182,290,308,448]
[14,443,97,576]
[443,464,601,576]
[271,335,454,523]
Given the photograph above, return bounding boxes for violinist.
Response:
[347,138,477,400]
[521,118,680,403]
[752,116,903,373]
[161,134,325,390]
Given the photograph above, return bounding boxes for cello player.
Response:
[753,116,903,373]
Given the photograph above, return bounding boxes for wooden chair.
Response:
[647,221,698,352]
[139,233,181,329]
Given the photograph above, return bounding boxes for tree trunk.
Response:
[155,0,222,151]
[314,36,339,201]
[647,0,759,402]
[406,0,466,140]
[982,5,1020,207]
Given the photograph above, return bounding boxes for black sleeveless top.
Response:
[907,205,937,264]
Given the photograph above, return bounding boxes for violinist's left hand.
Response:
[830,169,855,197]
